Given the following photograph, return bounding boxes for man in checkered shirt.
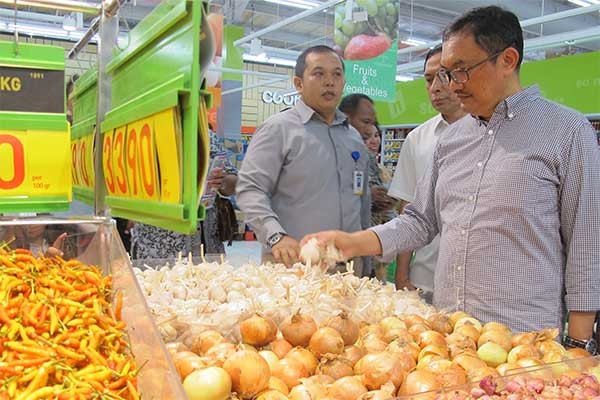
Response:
[302,6,600,345]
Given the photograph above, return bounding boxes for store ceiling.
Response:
[1,0,599,78]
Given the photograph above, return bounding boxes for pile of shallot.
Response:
[133,258,433,343]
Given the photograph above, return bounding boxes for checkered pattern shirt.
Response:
[371,85,600,333]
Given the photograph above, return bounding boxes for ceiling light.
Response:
[243,53,296,67]
[568,0,591,6]
[264,0,321,10]
[401,37,428,46]
[63,13,77,31]
[395,74,415,82]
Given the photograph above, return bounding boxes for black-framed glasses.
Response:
[437,45,512,85]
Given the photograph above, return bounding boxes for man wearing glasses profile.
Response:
[301,6,600,353]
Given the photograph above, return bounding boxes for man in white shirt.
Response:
[388,44,466,300]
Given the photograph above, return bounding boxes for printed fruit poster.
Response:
[335,0,400,102]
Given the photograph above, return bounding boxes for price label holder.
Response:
[95,0,212,234]
[0,41,71,213]
[70,68,98,206]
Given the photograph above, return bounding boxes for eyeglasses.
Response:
[437,45,512,85]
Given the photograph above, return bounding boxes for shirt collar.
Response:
[473,85,541,125]
[295,98,349,126]
[433,114,450,137]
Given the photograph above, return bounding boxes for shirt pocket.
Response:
[494,155,558,215]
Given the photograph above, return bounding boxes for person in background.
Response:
[236,45,370,276]
[388,44,466,301]
[301,6,600,344]
[361,123,398,281]
[65,74,79,125]
[131,129,238,259]
[339,94,395,219]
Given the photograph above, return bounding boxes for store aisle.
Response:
[223,240,262,266]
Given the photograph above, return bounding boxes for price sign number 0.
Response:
[0,130,71,197]
[0,134,25,190]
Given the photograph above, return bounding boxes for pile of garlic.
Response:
[133,257,434,344]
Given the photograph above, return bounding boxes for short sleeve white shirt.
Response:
[388,114,450,292]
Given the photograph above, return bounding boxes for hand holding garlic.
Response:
[299,238,345,269]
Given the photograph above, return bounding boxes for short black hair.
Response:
[339,94,374,116]
[295,45,344,78]
[443,6,523,69]
[423,44,443,71]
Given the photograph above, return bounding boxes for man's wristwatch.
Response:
[267,232,285,248]
[563,335,597,355]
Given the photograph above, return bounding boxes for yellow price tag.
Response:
[0,129,71,198]
[102,129,117,196]
[154,108,181,203]
[112,126,128,196]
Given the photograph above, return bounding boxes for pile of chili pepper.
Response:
[0,248,139,400]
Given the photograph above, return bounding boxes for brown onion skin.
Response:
[398,370,441,396]
[269,338,293,359]
[240,315,278,347]
[191,330,226,355]
[286,347,318,375]
[223,350,271,399]
[324,312,360,346]
[309,327,345,358]
[328,376,368,400]
[280,312,318,347]
[272,357,309,390]
[317,355,355,380]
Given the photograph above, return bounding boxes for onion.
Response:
[317,355,354,380]
[424,361,467,388]
[387,340,420,361]
[516,357,541,368]
[191,330,226,355]
[454,317,482,333]
[566,347,592,360]
[357,382,397,400]
[289,383,327,400]
[446,333,477,358]
[428,313,453,335]
[361,335,388,354]
[183,366,232,400]
[511,332,537,347]
[537,340,566,355]
[408,324,430,341]
[286,347,318,375]
[166,341,189,356]
[449,311,471,326]
[418,330,447,349]
[174,353,207,379]
[255,390,289,400]
[259,350,280,372]
[354,352,407,390]
[403,314,430,329]
[507,344,541,364]
[280,311,318,347]
[453,324,481,342]
[452,354,487,372]
[328,376,368,400]
[383,327,412,344]
[379,317,407,333]
[309,327,345,358]
[324,312,360,346]
[223,350,271,399]
[272,357,309,390]
[482,322,511,334]
[477,329,512,352]
[237,343,258,352]
[398,370,441,396]
[418,344,449,361]
[416,355,443,370]
[240,314,278,347]
[204,342,236,367]
[302,374,336,386]
[360,324,384,339]
[269,338,293,358]
[496,362,520,376]
[467,366,499,382]
[477,342,508,367]
[343,345,366,367]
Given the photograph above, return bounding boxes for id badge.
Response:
[353,170,364,195]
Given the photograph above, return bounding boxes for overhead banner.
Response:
[335,0,400,102]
